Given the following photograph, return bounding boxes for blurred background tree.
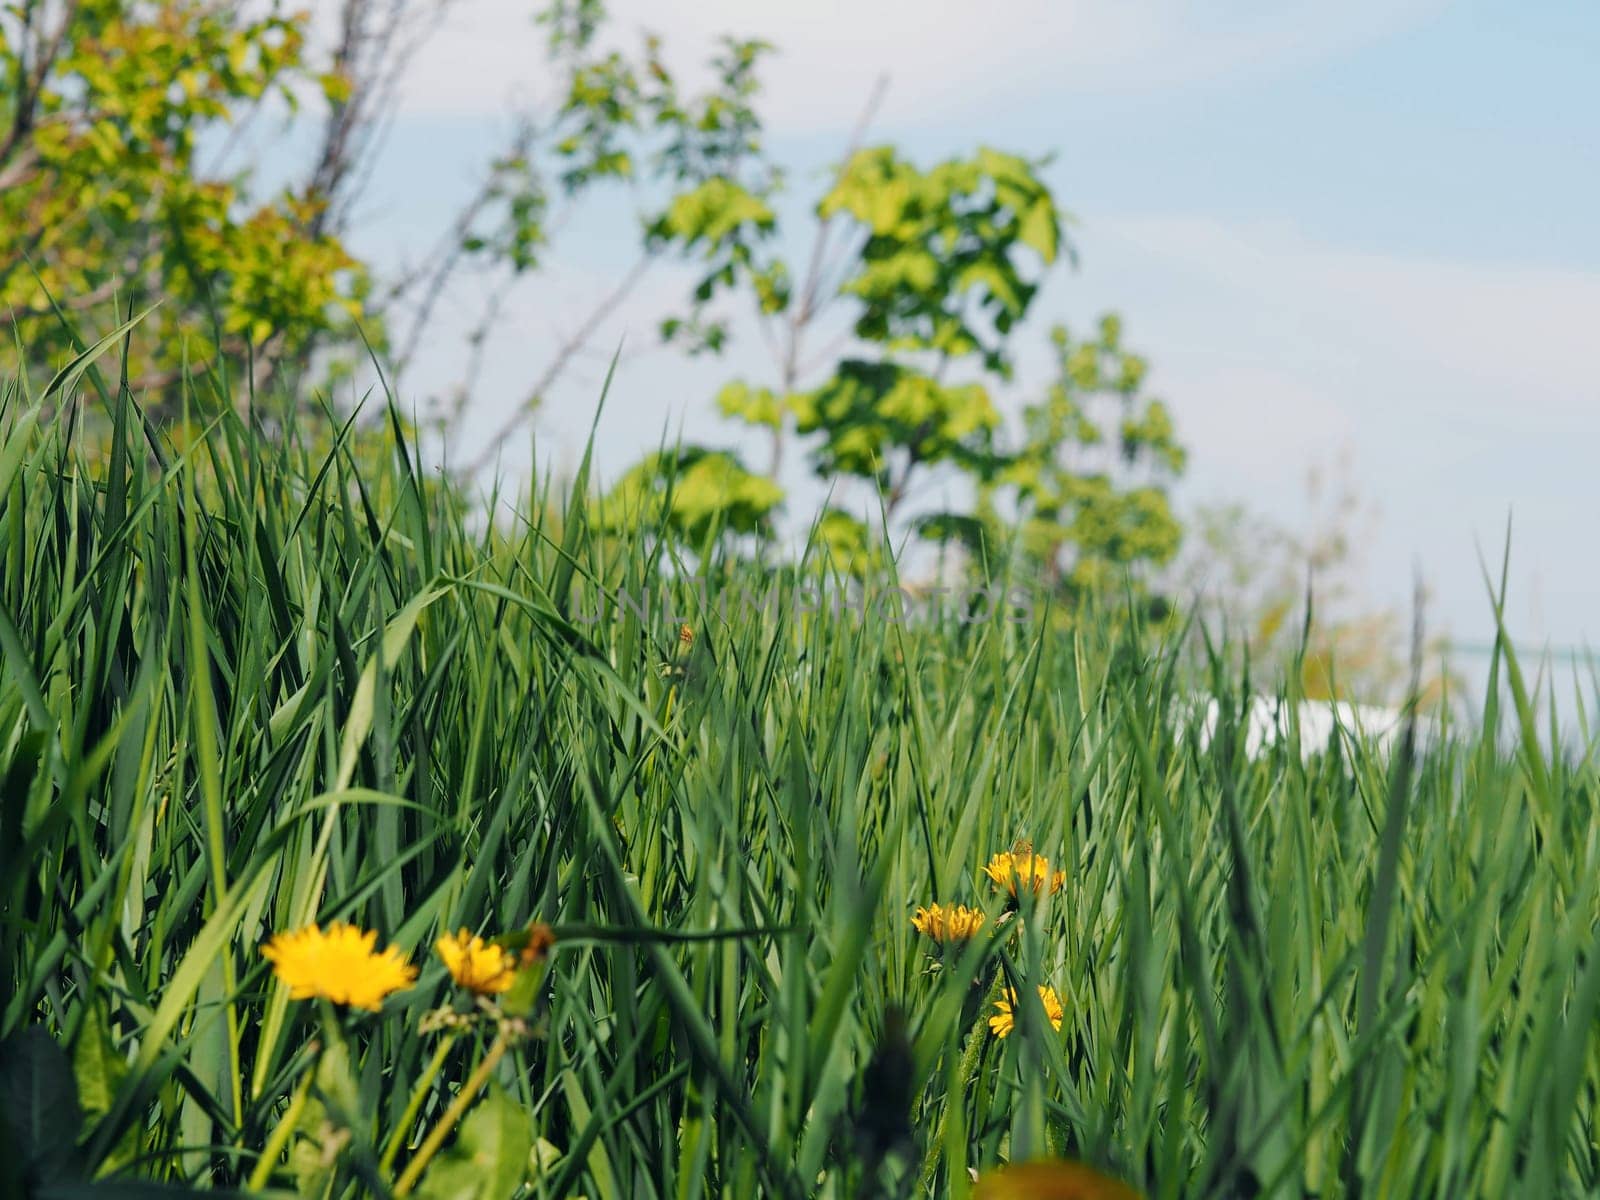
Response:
[0,2,1168,549]
[0,0,360,412]
[2,0,1457,693]
[0,0,777,424]
[916,314,1186,614]
[1171,450,1456,706]
[0,0,1440,697]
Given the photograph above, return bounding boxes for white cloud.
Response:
[1057,214,1600,644]
[1100,215,1600,432]
[394,0,1449,132]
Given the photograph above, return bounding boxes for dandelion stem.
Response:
[392,1032,509,1196]
[379,1031,459,1174]
[918,978,1001,1192]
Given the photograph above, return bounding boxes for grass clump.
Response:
[2,371,1599,1199]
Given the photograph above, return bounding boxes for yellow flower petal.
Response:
[261,921,416,1012]
[989,985,1065,1039]
[435,928,518,995]
[910,903,986,944]
[983,842,1066,898]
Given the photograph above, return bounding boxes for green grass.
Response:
[3,364,1600,1199]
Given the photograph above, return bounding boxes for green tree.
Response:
[636,128,1188,599]
[637,140,1072,554]
[996,315,1185,596]
[0,0,773,433]
[0,0,361,407]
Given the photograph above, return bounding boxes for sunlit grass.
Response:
[3,358,1599,1198]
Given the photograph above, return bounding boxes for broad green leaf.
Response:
[0,1028,83,1189]
[416,1084,533,1200]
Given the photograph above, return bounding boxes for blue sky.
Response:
[335,0,1600,679]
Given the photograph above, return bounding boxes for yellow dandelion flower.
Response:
[983,841,1066,898]
[678,624,694,647]
[972,1158,1142,1199]
[261,922,416,1012]
[435,928,518,995]
[910,903,986,944]
[988,985,1065,1039]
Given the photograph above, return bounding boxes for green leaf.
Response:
[649,178,774,250]
[73,1010,135,1174]
[416,1084,533,1200]
[335,582,452,790]
[498,954,550,1020]
[314,1040,361,1126]
[715,381,784,431]
[288,1098,339,1200]
[0,1028,84,1191]
[597,446,783,544]
[0,404,40,502]
[1016,196,1060,264]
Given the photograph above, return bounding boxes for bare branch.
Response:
[0,143,40,192]
[764,73,887,476]
[0,0,78,172]
[447,280,514,422]
[460,254,654,476]
[305,0,455,238]
[388,118,537,381]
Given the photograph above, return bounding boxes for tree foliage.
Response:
[1,0,1190,605]
[0,0,361,405]
[596,445,784,546]
[999,316,1185,594]
[639,126,1186,601]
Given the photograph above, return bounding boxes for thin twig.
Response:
[388,124,532,381]
[459,253,653,476]
[766,73,887,477]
